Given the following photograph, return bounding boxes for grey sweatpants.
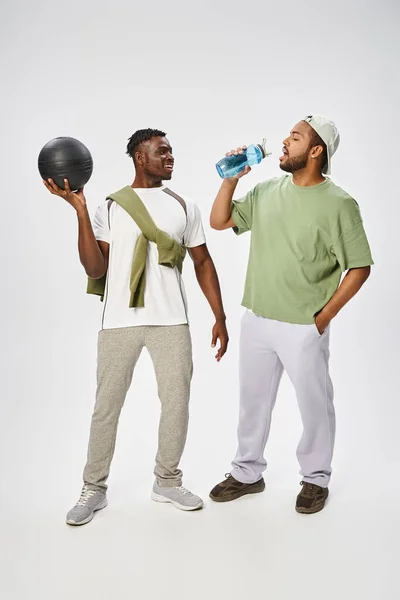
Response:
[231,310,335,488]
[83,324,193,492]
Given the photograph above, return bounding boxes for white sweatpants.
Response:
[231,310,335,488]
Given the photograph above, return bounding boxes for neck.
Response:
[291,168,325,187]
[131,173,164,189]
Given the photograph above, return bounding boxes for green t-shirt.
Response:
[231,175,374,325]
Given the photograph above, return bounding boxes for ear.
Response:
[135,150,144,166]
[311,145,323,159]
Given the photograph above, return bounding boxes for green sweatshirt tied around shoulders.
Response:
[86,186,186,308]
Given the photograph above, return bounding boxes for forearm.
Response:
[210,179,238,229]
[76,206,106,278]
[194,258,226,321]
[320,267,371,320]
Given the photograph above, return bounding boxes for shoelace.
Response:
[76,486,96,506]
[176,486,192,496]
[300,482,319,498]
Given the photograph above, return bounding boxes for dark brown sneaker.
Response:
[295,481,329,514]
[209,473,265,503]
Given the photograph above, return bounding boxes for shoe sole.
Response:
[151,492,204,511]
[295,503,326,514]
[209,482,265,503]
[66,498,108,526]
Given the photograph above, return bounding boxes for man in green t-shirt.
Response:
[209,115,373,514]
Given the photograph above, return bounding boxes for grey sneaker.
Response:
[151,482,204,511]
[66,485,108,526]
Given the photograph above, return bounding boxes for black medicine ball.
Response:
[38,137,93,191]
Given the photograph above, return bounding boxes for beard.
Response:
[280,149,309,173]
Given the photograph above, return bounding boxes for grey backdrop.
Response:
[1,1,399,599]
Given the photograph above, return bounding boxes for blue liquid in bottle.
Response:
[216,139,271,178]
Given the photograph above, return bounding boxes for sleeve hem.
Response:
[185,237,207,249]
[341,260,374,271]
[231,212,249,235]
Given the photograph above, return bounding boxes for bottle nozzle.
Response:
[259,138,272,159]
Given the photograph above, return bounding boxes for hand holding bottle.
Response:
[216,139,271,179]
[224,146,252,180]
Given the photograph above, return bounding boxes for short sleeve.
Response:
[93,202,110,244]
[231,186,257,235]
[331,199,374,271]
[184,202,206,248]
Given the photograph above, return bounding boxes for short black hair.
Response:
[126,128,167,160]
[308,128,328,171]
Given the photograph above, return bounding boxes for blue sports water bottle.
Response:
[216,139,271,178]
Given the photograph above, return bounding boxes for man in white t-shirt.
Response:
[44,128,229,525]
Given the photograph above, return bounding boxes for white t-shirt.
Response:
[93,185,206,330]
